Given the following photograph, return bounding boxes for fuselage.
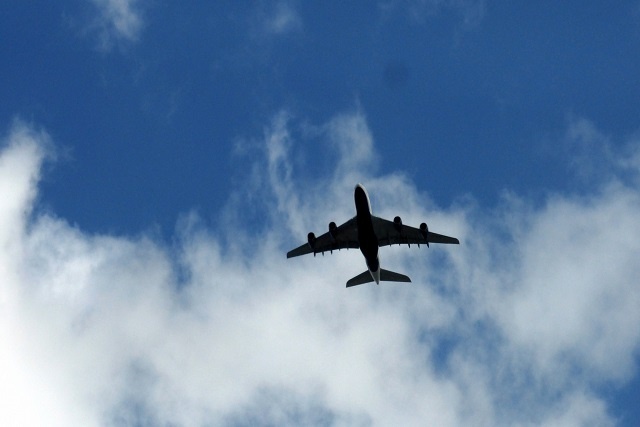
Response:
[354,184,381,284]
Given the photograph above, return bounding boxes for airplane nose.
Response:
[354,185,368,208]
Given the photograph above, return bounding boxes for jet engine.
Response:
[393,216,403,232]
[420,223,429,247]
[307,232,316,248]
[329,221,337,240]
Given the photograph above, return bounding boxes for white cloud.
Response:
[88,0,144,49]
[565,117,640,189]
[499,185,640,382]
[1,113,639,426]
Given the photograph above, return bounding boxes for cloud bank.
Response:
[1,112,640,426]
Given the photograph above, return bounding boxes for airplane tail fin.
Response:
[346,269,411,287]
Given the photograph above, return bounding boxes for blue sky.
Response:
[2,1,640,426]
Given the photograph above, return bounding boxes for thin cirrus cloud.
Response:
[1,111,639,426]
[86,0,144,49]
[247,1,302,38]
[379,0,486,27]
[266,1,302,35]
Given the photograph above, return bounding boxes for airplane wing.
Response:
[371,215,459,247]
[286,216,360,258]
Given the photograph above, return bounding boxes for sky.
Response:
[2,1,640,426]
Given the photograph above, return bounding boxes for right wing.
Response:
[372,215,459,247]
[287,216,359,258]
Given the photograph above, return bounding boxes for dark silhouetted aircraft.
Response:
[287,184,459,287]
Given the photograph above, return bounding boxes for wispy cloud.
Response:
[1,113,639,425]
[267,1,302,35]
[250,1,302,38]
[87,0,144,49]
[265,1,302,35]
[380,0,486,28]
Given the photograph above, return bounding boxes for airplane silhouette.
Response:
[287,184,459,287]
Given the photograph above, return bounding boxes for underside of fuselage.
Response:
[354,184,381,284]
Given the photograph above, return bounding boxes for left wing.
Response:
[372,215,459,247]
[287,217,359,258]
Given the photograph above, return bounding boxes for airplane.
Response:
[286,184,459,287]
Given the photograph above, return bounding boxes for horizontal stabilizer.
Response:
[346,271,374,287]
[346,269,412,287]
[380,269,411,283]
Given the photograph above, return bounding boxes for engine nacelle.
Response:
[393,216,402,232]
[420,223,429,247]
[329,221,337,240]
[307,232,317,248]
